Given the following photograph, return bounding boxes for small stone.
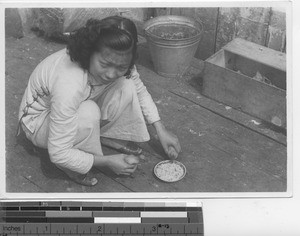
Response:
[271,116,282,126]
[250,120,261,125]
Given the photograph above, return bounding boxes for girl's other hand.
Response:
[168,146,178,160]
[153,121,181,160]
[106,154,139,175]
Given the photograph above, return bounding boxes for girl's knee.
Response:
[98,79,136,121]
[120,78,135,93]
[116,78,135,102]
[78,100,101,123]
[75,100,101,147]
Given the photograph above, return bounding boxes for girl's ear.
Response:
[125,66,133,79]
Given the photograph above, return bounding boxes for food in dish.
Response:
[154,160,186,182]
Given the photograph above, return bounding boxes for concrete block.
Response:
[63,8,150,35]
[215,7,240,51]
[266,9,286,52]
[235,16,269,46]
[5,8,24,39]
[63,8,120,32]
[30,8,64,39]
[239,7,271,24]
[17,8,35,35]
[267,26,286,52]
[193,8,219,60]
[217,7,272,50]
[118,8,151,35]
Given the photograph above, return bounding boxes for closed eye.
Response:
[99,61,109,68]
[119,66,129,71]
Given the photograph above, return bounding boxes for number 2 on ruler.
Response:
[97,226,102,233]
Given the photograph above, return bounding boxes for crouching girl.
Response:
[18,15,181,186]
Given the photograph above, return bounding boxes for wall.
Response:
[11,8,149,40]
[154,7,286,60]
[6,7,286,61]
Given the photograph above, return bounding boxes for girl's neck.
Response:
[87,71,104,86]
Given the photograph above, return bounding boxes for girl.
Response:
[18,15,181,186]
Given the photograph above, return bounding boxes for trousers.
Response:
[22,78,150,173]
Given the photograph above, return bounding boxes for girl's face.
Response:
[89,45,133,85]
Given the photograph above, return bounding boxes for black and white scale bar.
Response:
[0,209,202,224]
[0,202,202,211]
[0,223,204,235]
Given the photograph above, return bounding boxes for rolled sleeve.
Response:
[130,66,161,124]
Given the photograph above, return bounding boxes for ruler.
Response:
[0,201,204,235]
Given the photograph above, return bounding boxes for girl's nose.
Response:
[106,68,118,80]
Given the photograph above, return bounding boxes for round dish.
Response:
[154,160,186,183]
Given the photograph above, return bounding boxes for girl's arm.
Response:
[130,66,181,159]
[130,65,161,124]
[48,75,95,175]
[153,120,181,159]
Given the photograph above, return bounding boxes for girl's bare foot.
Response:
[69,173,98,186]
[63,168,98,186]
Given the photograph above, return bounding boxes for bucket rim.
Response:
[143,15,203,42]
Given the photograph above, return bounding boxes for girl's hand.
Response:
[153,121,181,159]
[105,154,139,175]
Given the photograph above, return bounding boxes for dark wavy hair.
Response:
[67,15,138,77]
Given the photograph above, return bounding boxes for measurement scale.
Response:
[0,201,204,235]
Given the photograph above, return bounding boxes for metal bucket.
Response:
[144,15,203,78]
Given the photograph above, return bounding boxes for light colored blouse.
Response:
[18,48,160,174]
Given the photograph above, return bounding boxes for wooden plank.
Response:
[5,34,287,193]
[123,65,287,192]
[202,61,286,128]
[6,144,131,193]
[102,92,286,192]
[6,163,44,193]
[5,36,131,193]
[137,43,287,145]
[204,49,225,67]
[204,39,286,128]
[139,65,286,178]
[231,53,286,90]
[222,38,286,73]
[65,55,288,192]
